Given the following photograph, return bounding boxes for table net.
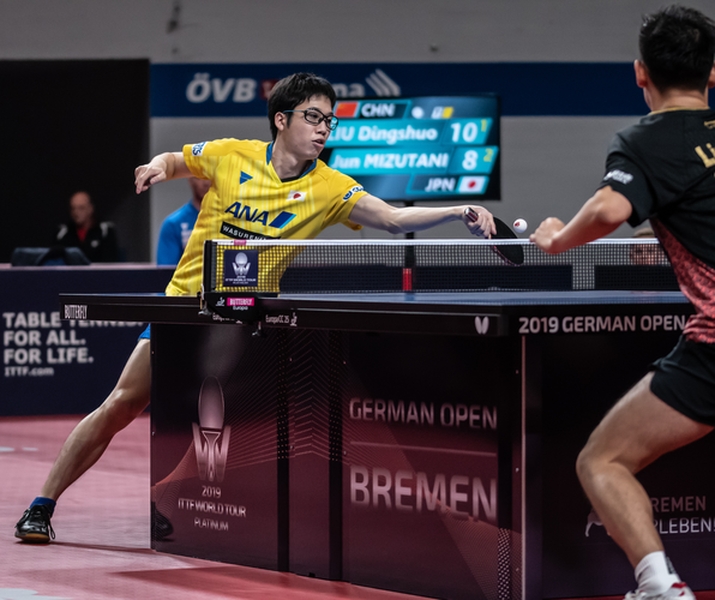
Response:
[202,238,676,295]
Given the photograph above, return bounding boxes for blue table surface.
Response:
[277,290,688,307]
[60,290,690,309]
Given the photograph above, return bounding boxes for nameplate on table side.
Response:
[260,306,508,337]
[63,304,88,320]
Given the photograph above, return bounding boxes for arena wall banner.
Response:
[150,62,645,118]
[0,266,172,416]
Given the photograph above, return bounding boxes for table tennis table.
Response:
[60,288,690,334]
[59,287,715,600]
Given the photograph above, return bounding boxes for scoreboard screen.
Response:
[320,95,501,201]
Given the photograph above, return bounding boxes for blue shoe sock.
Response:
[30,497,56,516]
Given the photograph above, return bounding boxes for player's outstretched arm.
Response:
[349,194,495,237]
[134,151,192,194]
[530,187,632,254]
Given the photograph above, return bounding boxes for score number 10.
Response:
[448,119,491,144]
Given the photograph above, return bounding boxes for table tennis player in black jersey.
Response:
[531,5,715,599]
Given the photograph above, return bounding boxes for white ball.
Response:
[513,218,528,233]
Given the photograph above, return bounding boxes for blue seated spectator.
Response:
[156,177,210,266]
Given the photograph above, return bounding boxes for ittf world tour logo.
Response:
[192,377,231,482]
[222,249,258,287]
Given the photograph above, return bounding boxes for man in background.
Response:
[56,191,120,263]
[156,177,210,266]
[629,226,668,266]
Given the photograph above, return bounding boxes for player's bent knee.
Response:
[575,437,609,484]
[101,388,150,427]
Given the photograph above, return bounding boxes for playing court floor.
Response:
[2,415,714,600]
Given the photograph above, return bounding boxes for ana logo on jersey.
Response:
[288,190,306,202]
[224,202,296,229]
[343,185,364,201]
[192,141,207,156]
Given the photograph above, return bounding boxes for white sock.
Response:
[635,551,681,594]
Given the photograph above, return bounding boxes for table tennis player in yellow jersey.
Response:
[14,72,496,543]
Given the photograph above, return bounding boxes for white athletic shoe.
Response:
[624,582,696,600]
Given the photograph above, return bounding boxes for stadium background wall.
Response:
[1,0,712,262]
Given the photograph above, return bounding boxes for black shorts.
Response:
[650,336,715,426]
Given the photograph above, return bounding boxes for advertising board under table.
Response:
[150,324,285,569]
[341,332,520,600]
[535,331,715,597]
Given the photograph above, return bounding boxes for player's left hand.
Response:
[530,217,565,253]
[135,163,167,193]
[461,205,496,238]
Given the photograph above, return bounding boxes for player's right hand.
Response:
[462,206,496,239]
[530,217,565,254]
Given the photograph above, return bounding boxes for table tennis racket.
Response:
[465,208,524,266]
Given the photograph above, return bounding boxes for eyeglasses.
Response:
[282,109,339,131]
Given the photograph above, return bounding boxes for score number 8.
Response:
[461,148,494,171]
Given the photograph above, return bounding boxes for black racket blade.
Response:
[465,208,524,266]
[492,218,524,266]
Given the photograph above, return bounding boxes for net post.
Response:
[403,201,416,292]
[202,239,213,297]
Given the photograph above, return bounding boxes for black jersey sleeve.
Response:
[596,134,655,227]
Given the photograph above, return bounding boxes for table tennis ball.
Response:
[513,218,528,233]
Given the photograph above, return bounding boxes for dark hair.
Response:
[639,5,715,92]
[267,72,337,139]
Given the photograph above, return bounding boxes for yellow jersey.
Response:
[166,138,367,296]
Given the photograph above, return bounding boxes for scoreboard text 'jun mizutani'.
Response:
[320,96,501,201]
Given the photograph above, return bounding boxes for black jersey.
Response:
[597,108,715,342]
